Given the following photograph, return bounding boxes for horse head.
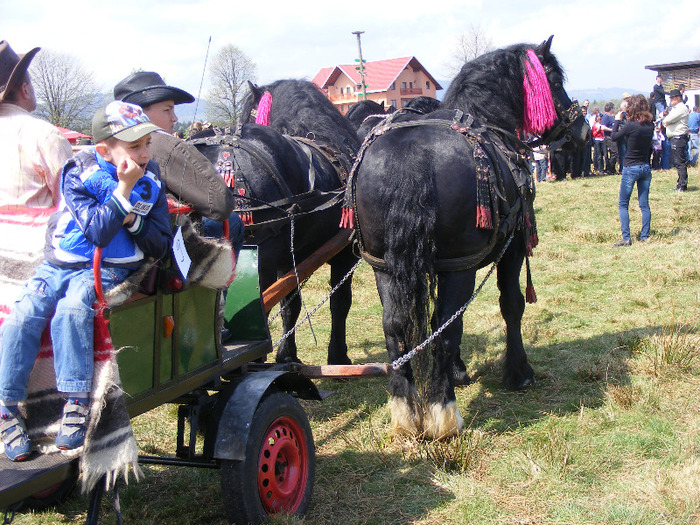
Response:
[528,36,590,151]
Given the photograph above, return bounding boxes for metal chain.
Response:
[391,232,515,370]
[274,258,362,348]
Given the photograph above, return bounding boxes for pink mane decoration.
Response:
[255,91,272,126]
[522,49,557,136]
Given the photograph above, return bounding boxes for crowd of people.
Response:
[534,80,697,184]
[531,75,695,249]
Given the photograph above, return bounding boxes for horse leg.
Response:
[453,352,470,386]
[276,288,301,363]
[258,241,302,364]
[326,247,355,365]
[375,270,423,435]
[423,270,474,439]
[497,242,535,389]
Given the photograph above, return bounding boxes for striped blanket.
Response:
[0,206,141,493]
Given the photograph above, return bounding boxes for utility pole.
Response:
[352,31,367,100]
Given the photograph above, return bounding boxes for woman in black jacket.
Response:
[611,94,654,246]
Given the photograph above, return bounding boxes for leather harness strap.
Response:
[349,110,532,272]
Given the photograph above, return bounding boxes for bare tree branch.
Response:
[29,50,100,133]
[205,44,257,126]
[446,24,495,76]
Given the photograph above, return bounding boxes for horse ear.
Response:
[538,35,554,57]
[379,101,385,111]
[247,81,263,103]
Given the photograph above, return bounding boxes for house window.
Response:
[409,82,413,89]
[340,87,344,94]
[402,82,407,89]
[390,100,397,108]
[390,82,395,90]
[426,81,430,90]
[356,84,361,90]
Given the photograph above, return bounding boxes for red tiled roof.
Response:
[312,57,442,94]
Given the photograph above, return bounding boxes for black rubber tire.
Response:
[219,391,315,525]
[23,474,78,510]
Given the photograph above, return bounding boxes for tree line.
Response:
[30,44,257,135]
[32,26,496,135]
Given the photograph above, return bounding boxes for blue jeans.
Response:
[618,164,652,242]
[202,211,245,260]
[655,101,665,117]
[535,158,548,182]
[0,261,130,402]
[661,139,670,170]
[689,132,698,164]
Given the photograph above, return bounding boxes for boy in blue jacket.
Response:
[0,101,172,460]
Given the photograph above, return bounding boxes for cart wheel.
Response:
[220,391,315,524]
[23,475,78,510]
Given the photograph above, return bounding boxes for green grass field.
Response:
[19,166,700,525]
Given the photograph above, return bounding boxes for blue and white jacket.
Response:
[45,148,172,269]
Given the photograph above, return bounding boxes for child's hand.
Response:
[116,157,143,200]
[118,157,144,187]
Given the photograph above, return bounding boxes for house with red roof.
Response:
[311,57,442,115]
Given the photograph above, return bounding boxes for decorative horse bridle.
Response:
[529,61,585,151]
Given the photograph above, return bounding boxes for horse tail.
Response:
[382,146,438,362]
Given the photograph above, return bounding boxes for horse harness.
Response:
[190,126,351,242]
[346,110,538,273]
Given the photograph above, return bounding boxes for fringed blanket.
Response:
[0,208,235,494]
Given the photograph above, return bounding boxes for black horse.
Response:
[349,37,589,438]
[205,80,360,365]
[345,100,388,140]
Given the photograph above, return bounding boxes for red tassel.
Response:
[525,256,537,303]
[525,210,532,229]
[340,207,355,229]
[237,211,253,226]
[529,232,539,250]
[526,283,537,303]
[476,206,492,229]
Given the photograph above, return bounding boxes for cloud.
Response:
[3,0,699,101]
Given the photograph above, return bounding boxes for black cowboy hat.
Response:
[668,89,682,98]
[0,41,40,103]
[114,71,194,107]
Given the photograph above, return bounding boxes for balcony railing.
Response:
[329,93,357,102]
[400,88,423,96]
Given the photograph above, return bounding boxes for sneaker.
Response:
[55,400,89,450]
[613,240,631,247]
[1,412,31,461]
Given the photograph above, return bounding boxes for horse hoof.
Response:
[454,370,471,386]
[518,377,537,389]
[276,354,302,365]
[328,356,352,366]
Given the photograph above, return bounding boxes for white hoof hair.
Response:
[423,401,464,439]
[389,396,422,435]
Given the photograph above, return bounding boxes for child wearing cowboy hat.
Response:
[113,71,244,259]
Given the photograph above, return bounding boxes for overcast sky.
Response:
[3,0,699,103]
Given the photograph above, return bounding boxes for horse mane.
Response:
[404,96,441,115]
[441,42,565,132]
[243,79,360,159]
[346,100,386,128]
